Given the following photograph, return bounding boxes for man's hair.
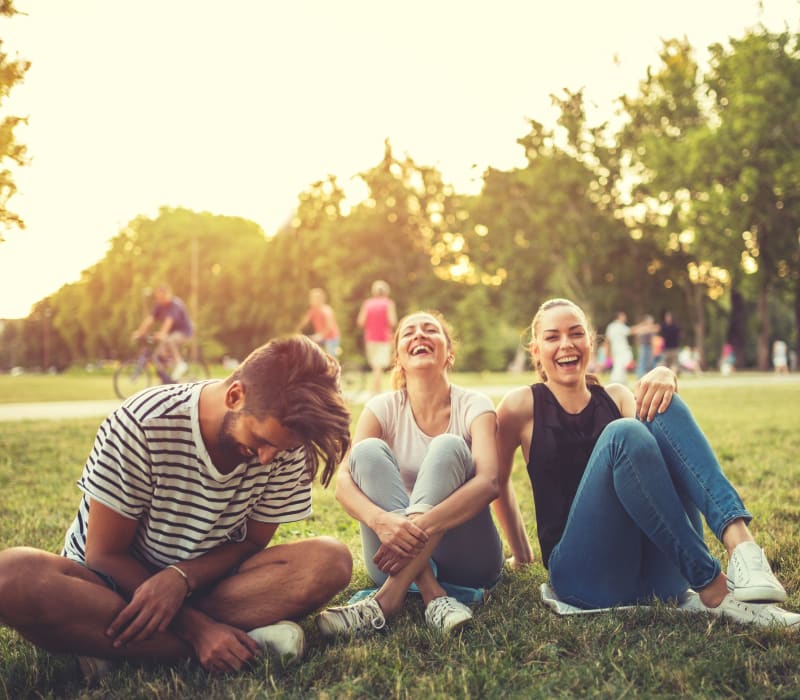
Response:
[228,335,351,487]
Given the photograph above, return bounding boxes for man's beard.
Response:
[215,410,248,472]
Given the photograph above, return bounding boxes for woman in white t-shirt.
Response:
[316,311,504,638]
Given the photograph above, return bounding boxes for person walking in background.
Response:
[772,339,789,375]
[0,336,354,681]
[493,298,796,628]
[630,313,659,378]
[604,311,632,384]
[357,280,398,395]
[659,310,681,374]
[317,311,504,639]
[132,284,193,380]
[296,288,341,357]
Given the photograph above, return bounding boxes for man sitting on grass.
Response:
[0,336,352,682]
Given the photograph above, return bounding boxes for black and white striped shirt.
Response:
[62,381,312,568]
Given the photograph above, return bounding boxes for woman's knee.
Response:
[350,437,393,478]
[424,434,472,475]
[602,419,661,470]
[429,433,470,456]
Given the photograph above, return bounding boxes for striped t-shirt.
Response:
[62,381,312,569]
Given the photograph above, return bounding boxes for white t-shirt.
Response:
[62,381,311,568]
[364,384,495,493]
[605,319,631,353]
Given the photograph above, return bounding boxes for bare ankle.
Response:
[698,573,729,608]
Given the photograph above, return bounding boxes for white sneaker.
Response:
[316,598,386,638]
[247,620,305,663]
[680,592,800,628]
[424,596,473,634]
[172,360,189,380]
[77,656,115,685]
[727,541,787,603]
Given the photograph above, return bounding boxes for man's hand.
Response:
[106,567,188,647]
[189,620,261,673]
[371,512,428,557]
[634,366,677,422]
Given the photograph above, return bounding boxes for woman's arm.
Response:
[493,387,535,566]
[334,408,428,556]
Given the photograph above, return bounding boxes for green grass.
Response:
[1,381,800,698]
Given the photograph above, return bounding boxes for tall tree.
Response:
[0,0,30,240]
[704,28,800,368]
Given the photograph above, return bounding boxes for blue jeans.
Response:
[548,395,751,609]
[350,435,504,589]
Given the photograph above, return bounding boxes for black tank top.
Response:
[527,383,621,568]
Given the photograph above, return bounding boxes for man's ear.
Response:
[225,380,246,410]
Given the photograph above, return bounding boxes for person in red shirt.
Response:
[357,280,398,394]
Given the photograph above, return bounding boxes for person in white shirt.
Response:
[316,311,504,638]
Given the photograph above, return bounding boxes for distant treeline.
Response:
[2,28,798,372]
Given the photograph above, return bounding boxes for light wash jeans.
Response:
[350,435,504,589]
[548,394,751,609]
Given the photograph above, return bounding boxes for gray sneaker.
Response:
[681,591,800,628]
[316,598,386,638]
[727,542,787,603]
[424,596,473,634]
[247,620,306,663]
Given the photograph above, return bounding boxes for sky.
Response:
[1,0,799,318]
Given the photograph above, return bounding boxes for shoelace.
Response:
[342,601,385,631]
[427,598,459,627]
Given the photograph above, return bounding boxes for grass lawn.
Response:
[1,379,799,698]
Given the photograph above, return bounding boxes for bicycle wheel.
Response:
[114,360,155,400]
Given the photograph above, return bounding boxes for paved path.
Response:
[0,399,121,421]
[0,373,797,422]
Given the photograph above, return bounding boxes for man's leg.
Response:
[0,547,189,660]
[195,537,352,629]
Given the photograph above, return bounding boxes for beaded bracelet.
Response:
[166,564,192,597]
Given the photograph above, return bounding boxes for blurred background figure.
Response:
[659,310,681,374]
[679,346,702,375]
[630,313,660,378]
[132,283,193,379]
[357,280,397,394]
[297,288,340,357]
[720,342,736,376]
[605,311,632,384]
[772,338,789,375]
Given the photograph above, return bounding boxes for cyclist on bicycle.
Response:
[132,284,193,379]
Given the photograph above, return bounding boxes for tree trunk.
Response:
[795,277,800,371]
[728,287,747,370]
[756,283,771,370]
[686,284,706,367]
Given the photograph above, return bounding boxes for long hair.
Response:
[529,298,600,387]
[389,310,456,390]
[228,335,351,487]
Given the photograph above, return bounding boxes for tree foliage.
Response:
[2,25,799,373]
[0,0,30,240]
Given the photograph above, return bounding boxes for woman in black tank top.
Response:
[493,298,794,627]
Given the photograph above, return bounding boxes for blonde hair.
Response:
[390,310,455,390]
[529,298,600,387]
[371,280,390,296]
